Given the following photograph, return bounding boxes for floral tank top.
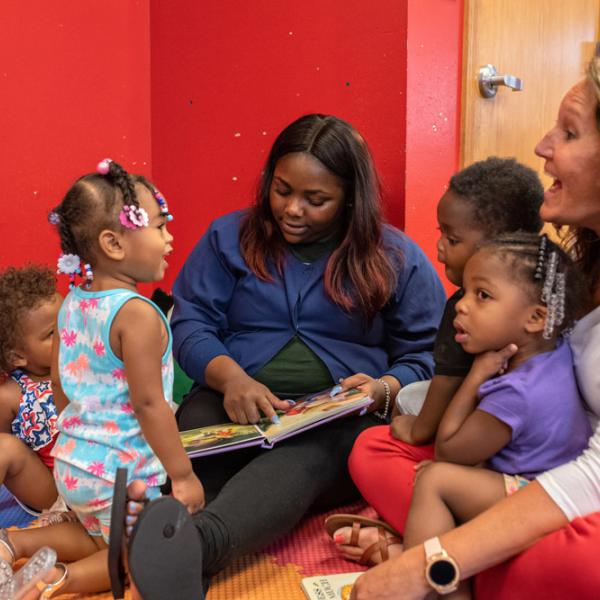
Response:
[51,287,174,486]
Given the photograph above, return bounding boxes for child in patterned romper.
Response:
[0,160,204,597]
[0,266,62,514]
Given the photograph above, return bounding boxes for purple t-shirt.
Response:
[477,340,592,479]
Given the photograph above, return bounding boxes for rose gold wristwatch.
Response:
[424,536,460,595]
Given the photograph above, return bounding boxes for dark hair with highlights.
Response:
[449,157,543,236]
[0,265,56,374]
[239,114,398,322]
[478,232,587,336]
[50,160,156,264]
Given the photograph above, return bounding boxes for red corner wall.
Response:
[405,0,463,291]
[1,1,462,294]
[0,1,152,282]
[149,0,409,289]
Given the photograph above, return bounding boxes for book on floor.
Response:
[301,572,363,600]
[180,387,372,458]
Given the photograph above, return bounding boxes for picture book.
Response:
[180,387,373,458]
[301,572,363,600]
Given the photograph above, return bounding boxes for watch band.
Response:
[424,536,444,559]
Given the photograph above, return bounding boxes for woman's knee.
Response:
[348,425,434,483]
[348,425,390,476]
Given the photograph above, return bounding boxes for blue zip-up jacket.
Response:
[172,210,446,389]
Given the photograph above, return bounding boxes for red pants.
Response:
[349,425,600,598]
[348,425,433,533]
[474,511,600,599]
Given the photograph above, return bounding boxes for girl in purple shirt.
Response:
[401,232,592,599]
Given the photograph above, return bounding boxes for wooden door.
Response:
[461,0,600,192]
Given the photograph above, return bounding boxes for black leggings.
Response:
[176,386,378,575]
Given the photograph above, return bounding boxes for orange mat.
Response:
[22,501,373,599]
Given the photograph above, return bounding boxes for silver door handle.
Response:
[478,64,523,98]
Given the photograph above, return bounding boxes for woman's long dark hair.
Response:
[239,114,398,323]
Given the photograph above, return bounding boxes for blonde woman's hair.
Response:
[588,50,600,130]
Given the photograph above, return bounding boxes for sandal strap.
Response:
[36,562,68,598]
[0,530,15,564]
[378,528,389,562]
[350,521,360,547]
[359,529,403,566]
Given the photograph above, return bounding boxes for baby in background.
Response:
[0,265,64,516]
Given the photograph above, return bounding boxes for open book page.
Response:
[181,423,263,458]
[301,572,363,600]
[180,387,372,457]
[257,387,372,443]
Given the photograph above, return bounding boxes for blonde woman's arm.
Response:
[350,481,568,600]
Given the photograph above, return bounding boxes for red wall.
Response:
[1,1,462,294]
[0,1,152,289]
[404,0,463,291]
[149,0,409,289]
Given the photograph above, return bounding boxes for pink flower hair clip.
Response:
[97,158,112,175]
[120,205,149,230]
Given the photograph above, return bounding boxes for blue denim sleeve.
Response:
[382,232,446,386]
[171,219,237,386]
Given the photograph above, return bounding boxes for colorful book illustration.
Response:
[301,572,363,600]
[180,387,372,458]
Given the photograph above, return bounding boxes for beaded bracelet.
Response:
[374,378,391,421]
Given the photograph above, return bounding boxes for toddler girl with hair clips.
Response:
[401,232,592,599]
[0,159,204,597]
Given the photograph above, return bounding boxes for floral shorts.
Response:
[54,460,161,543]
[502,473,530,496]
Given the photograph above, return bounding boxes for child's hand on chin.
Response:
[171,471,205,514]
[469,343,519,383]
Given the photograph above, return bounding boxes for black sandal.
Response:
[129,496,204,600]
[108,468,129,599]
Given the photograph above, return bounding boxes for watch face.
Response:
[429,559,457,585]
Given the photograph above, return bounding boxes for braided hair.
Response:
[479,232,588,339]
[50,160,155,264]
